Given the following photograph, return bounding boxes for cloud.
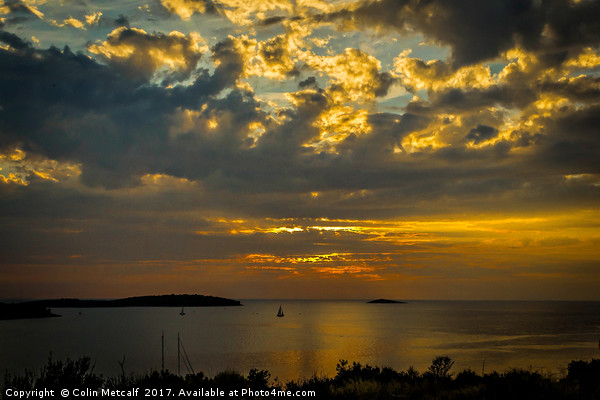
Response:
[0,0,44,21]
[0,27,598,208]
[50,16,86,29]
[258,34,299,78]
[1,0,600,300]
[319,0,600,68]
[0,29,29,49]
[226,34,299,79]
[89,13,130,28]
[159,0,217,21]
[88,27,207,83]
[301,47,394,103]
[84,11,101,26]
[0,32,255,189]
[0,171,28,185]
[298,76,318,89]
[393,49,495,92]
[464,124,499,145]
[113,14,129,27]
[159,0,331,26]
[537,104,600,174]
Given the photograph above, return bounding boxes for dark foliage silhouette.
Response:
[3,357,600,399]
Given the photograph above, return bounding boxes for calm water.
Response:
[1,300,600,381]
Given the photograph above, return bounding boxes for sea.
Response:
[1,300,600,382]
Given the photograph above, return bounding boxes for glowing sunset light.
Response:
[1,0,599,300]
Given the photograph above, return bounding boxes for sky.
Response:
[1,0,599,300]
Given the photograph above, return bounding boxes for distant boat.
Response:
[277,305,284,317]
[179,307,185,316]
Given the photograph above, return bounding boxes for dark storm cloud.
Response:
[404,88,519,115]
[538,76,600,102]
[368,112,430,142]
[184,89,328,194]
[538,104,600,174]
[331,112,432,160]
[298,76,319,89]
[189,37,245,98]
[465,125,499,145]
[0,30,29,49]
[1,15,598,214]
[320,0,600,67]
[510,130,544,148]
[432,86,537,112]
[373,71,394,97]
[0,32,251,188]
[0,30,287,195]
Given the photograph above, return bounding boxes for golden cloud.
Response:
[51,16,86,29]
[88,28,207,82]
[160,0,211,20]
[140,173,195,187]
[84,11,102,26]
[394,49,495,92]
[0,148,81,185]
[161,0,332,25]
[302,47,393,103]
[566,47,600,69]
[309,105,371,152]
[229,34,297,79]
[219,0,293,25]
[0,171,28,186]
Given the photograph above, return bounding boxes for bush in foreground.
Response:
[3,356,600,399]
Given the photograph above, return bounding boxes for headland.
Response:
[0,294,242,320]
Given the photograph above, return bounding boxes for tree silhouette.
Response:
[428,356,455,378]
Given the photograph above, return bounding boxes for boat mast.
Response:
[177,332,181,376]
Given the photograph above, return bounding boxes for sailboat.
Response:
[277,305,284,317]
[179,307,185,316]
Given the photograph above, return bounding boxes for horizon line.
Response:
[3,296,600,302]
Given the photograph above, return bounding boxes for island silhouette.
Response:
[0,294,241,320]
[367,299,405,304]
[0,302,59,320]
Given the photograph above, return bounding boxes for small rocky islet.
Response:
[367,299,405,304]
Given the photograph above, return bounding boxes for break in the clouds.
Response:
[0,0,599,300]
